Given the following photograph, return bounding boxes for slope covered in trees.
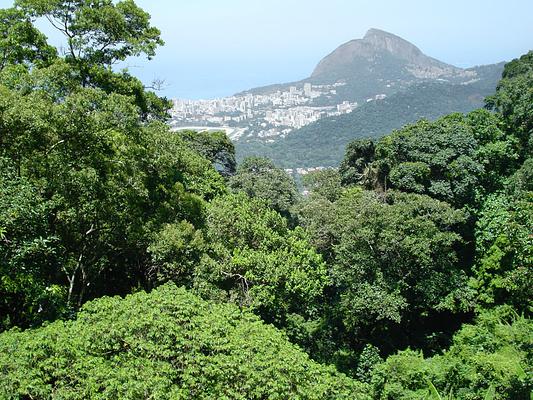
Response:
[0,1,531,399]
[236,64,504,168]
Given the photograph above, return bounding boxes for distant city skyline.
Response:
[1,0,532,99]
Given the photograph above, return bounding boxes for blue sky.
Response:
[1,0,532,99]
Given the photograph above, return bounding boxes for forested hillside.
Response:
[0,1,531,399]
[236,64,504,167]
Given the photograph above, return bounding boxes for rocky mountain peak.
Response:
[311,28,467,80]
[362,28,424,60]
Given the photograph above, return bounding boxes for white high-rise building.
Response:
[304,83,312,97]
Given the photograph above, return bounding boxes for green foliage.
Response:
[374,114,483,208]
[356,344,383,384]
[0,158,67,329]
[508,157,533,194]
[467,109,520,192]
[330,190,468,330]
[472,191,532,312]
[389,162,431,193]
[197,193,329,335]
[3,0,171,120]
[340,110,518,208]
[229,156,298,217]
[7,0,171,120]
[0,62,224,329]
[486,51,533,156]
[296,186,472,362]
[0,283,370,399]
[180,130,237,177]
[295,195,338,261]
[15,0,163,67]
[147,221,206,286]
[339,138,376,187]
[88,66,172,121]
[371,307,533,400]
[0,1,531,396]
[302,168,343,202]
[0,7,56,70]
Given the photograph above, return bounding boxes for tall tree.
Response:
[15,0,163,70]
[197,193,328,338]
[339,138,377,188]
[13,0,170,119]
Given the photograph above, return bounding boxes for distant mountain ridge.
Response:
[234,28,506,167]
[240,28,484,98]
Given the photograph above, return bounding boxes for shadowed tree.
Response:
[180,130,237,177]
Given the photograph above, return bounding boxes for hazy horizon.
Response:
[1,0,532,99]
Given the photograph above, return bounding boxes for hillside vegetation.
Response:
[237,67,504,167]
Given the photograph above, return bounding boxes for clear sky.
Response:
[1,0,532,99]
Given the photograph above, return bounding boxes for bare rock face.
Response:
[311,28,474,80]
[361,28,425,61]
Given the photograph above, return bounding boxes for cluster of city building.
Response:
[170,82,358,139]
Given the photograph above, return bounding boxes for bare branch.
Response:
[221,270,252,306]
[46,139,65,154]
[144,78,168,92]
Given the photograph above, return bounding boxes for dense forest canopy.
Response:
[0,284,370,399]
[0,1,531,399]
